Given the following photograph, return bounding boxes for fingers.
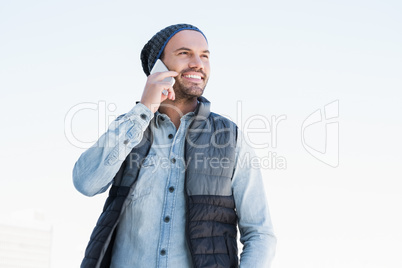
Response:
[159,82,175,101]
[151,71,178,80]
[167,86,175,100]
[141,71,177,113]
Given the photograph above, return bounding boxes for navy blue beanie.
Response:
[140,24,207,76]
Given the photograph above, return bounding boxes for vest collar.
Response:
[194,96,211,118]
[190,96,211,130]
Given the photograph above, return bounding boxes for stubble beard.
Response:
[173,76,208,101]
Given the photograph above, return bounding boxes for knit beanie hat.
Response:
[140,23,207,76]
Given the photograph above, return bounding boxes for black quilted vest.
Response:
[81,97,239,268]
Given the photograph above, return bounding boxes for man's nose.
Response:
[189,55,204,70]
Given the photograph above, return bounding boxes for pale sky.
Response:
[1,0,401,267]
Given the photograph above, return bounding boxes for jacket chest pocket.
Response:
[129,154,157,202]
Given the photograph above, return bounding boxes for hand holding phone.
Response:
[140,60,177,113]
[150,59,175,96]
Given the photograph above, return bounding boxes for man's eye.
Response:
[179,52,188,55]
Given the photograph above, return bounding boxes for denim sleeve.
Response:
[72,103,153,197]
[232,131,277,267]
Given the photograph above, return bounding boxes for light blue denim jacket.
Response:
[73,103,276,268]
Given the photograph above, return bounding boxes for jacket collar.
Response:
[154,96,211,128]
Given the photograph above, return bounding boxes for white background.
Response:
[1,0,401,267]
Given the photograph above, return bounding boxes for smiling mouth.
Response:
[183,74,202,80]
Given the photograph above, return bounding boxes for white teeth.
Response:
[184,74,202,79]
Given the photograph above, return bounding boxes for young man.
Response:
[73,24,276,268]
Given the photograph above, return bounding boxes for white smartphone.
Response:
[150,59,175,96]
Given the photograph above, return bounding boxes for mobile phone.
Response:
[150,59,175,96]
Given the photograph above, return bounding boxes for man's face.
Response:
[161,30,210,99]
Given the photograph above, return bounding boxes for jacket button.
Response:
[169,186,175,193]
[168,133,174,139]
[164,216,170,223]
[160,249,166,256]
[171,158,176,164]
[140,113,147,120]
